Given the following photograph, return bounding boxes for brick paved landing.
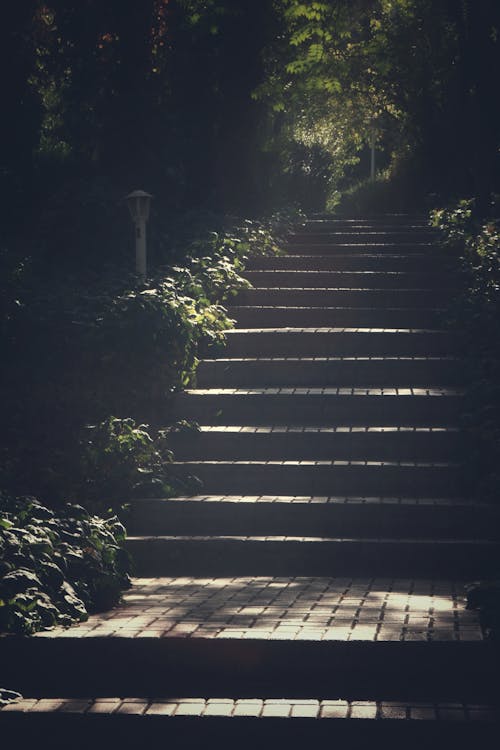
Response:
[35,577,483,642]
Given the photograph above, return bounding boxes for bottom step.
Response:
[1,697,498,750]
[2,576,496,701]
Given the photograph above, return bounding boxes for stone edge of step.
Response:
[1,697,498,722]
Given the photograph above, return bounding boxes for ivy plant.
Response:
[0,494,131,635]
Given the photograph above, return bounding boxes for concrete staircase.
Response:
[2,216,499,748]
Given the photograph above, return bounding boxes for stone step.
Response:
[235,288,454,308]
[127,535,497,578]
[228,306,445,329]
[242,270,459,289]
[2,697,498,750]
[174,389,463,426]
[168,426,462,462]
[127,496,499,540]
[169,460,461,498]
[2,577,496,704]
[246,253,457,271]
[285,243,438,255]
[305,215,429,226]
[0,580,499,736]
[196,356,463,388]
[219,329,459,358]
[288,232,438,245]
[304,221,431,231]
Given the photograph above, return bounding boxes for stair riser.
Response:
[220,332,458,358]
[285,244,437,256]
[243,271,459,289]
[228,307,444,329]
[169,431,462,462]
[174,394,462,426]
[307,214,427,222]
[236,289,454,308]
[2,638,498,703]
[288,233,438,244]
[127,538,495,579]
[0,714,496,750]
[246,255,457,271]
[304,222,431,231]
[171,463,461,497]
[128,501,499,539]
[196,359,464,388]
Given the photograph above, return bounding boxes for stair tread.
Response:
[204,354,459,359]
[243,272,457,280]
[229,305,447,311]
[131,495,481,506]
[190,425,460,433]
[202,355,460,362]
[226,327,452,333]
[286,241,437,246]
[128,535,490,543]
[29,576,484,643]
[185,387,463,396]
[2,697,497,721]
[241,286,450,291]
[172,459,458,467]
[255,253,448,258]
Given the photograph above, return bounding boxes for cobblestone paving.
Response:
[35,577,483,642]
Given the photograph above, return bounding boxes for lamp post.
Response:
[369,127,376,182]
[125,190,153,278]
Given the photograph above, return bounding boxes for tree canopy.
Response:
[1,0,500,242]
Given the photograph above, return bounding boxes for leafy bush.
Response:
[0,689,22,706]
[467,581,500,640]
[76,417,202,511]
[0,212,295,508]
[431,199,500,502]
[0,277,229,505]
[0,494,131,635]
[430,199,476,248]
[432,199,500,638]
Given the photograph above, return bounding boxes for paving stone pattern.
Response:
[34,576,482,642]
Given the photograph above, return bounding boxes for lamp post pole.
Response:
[125,190,153,279]
[135,217,147,278]
[370,127,376,182]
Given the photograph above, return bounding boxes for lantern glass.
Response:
[138,196,150,221]
[126,190,153,222]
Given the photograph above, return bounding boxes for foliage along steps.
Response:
[2,215,499,746]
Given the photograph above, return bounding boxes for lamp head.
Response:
[125,190,153,222]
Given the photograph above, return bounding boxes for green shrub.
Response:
[76,417,202,512]
[466,581,500,639]
[0,689,22,706]
[0,494,131,635]
[431,199,500,501]
[0,212,295,507]
[432,199,500,635]
[430,199,477,252]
